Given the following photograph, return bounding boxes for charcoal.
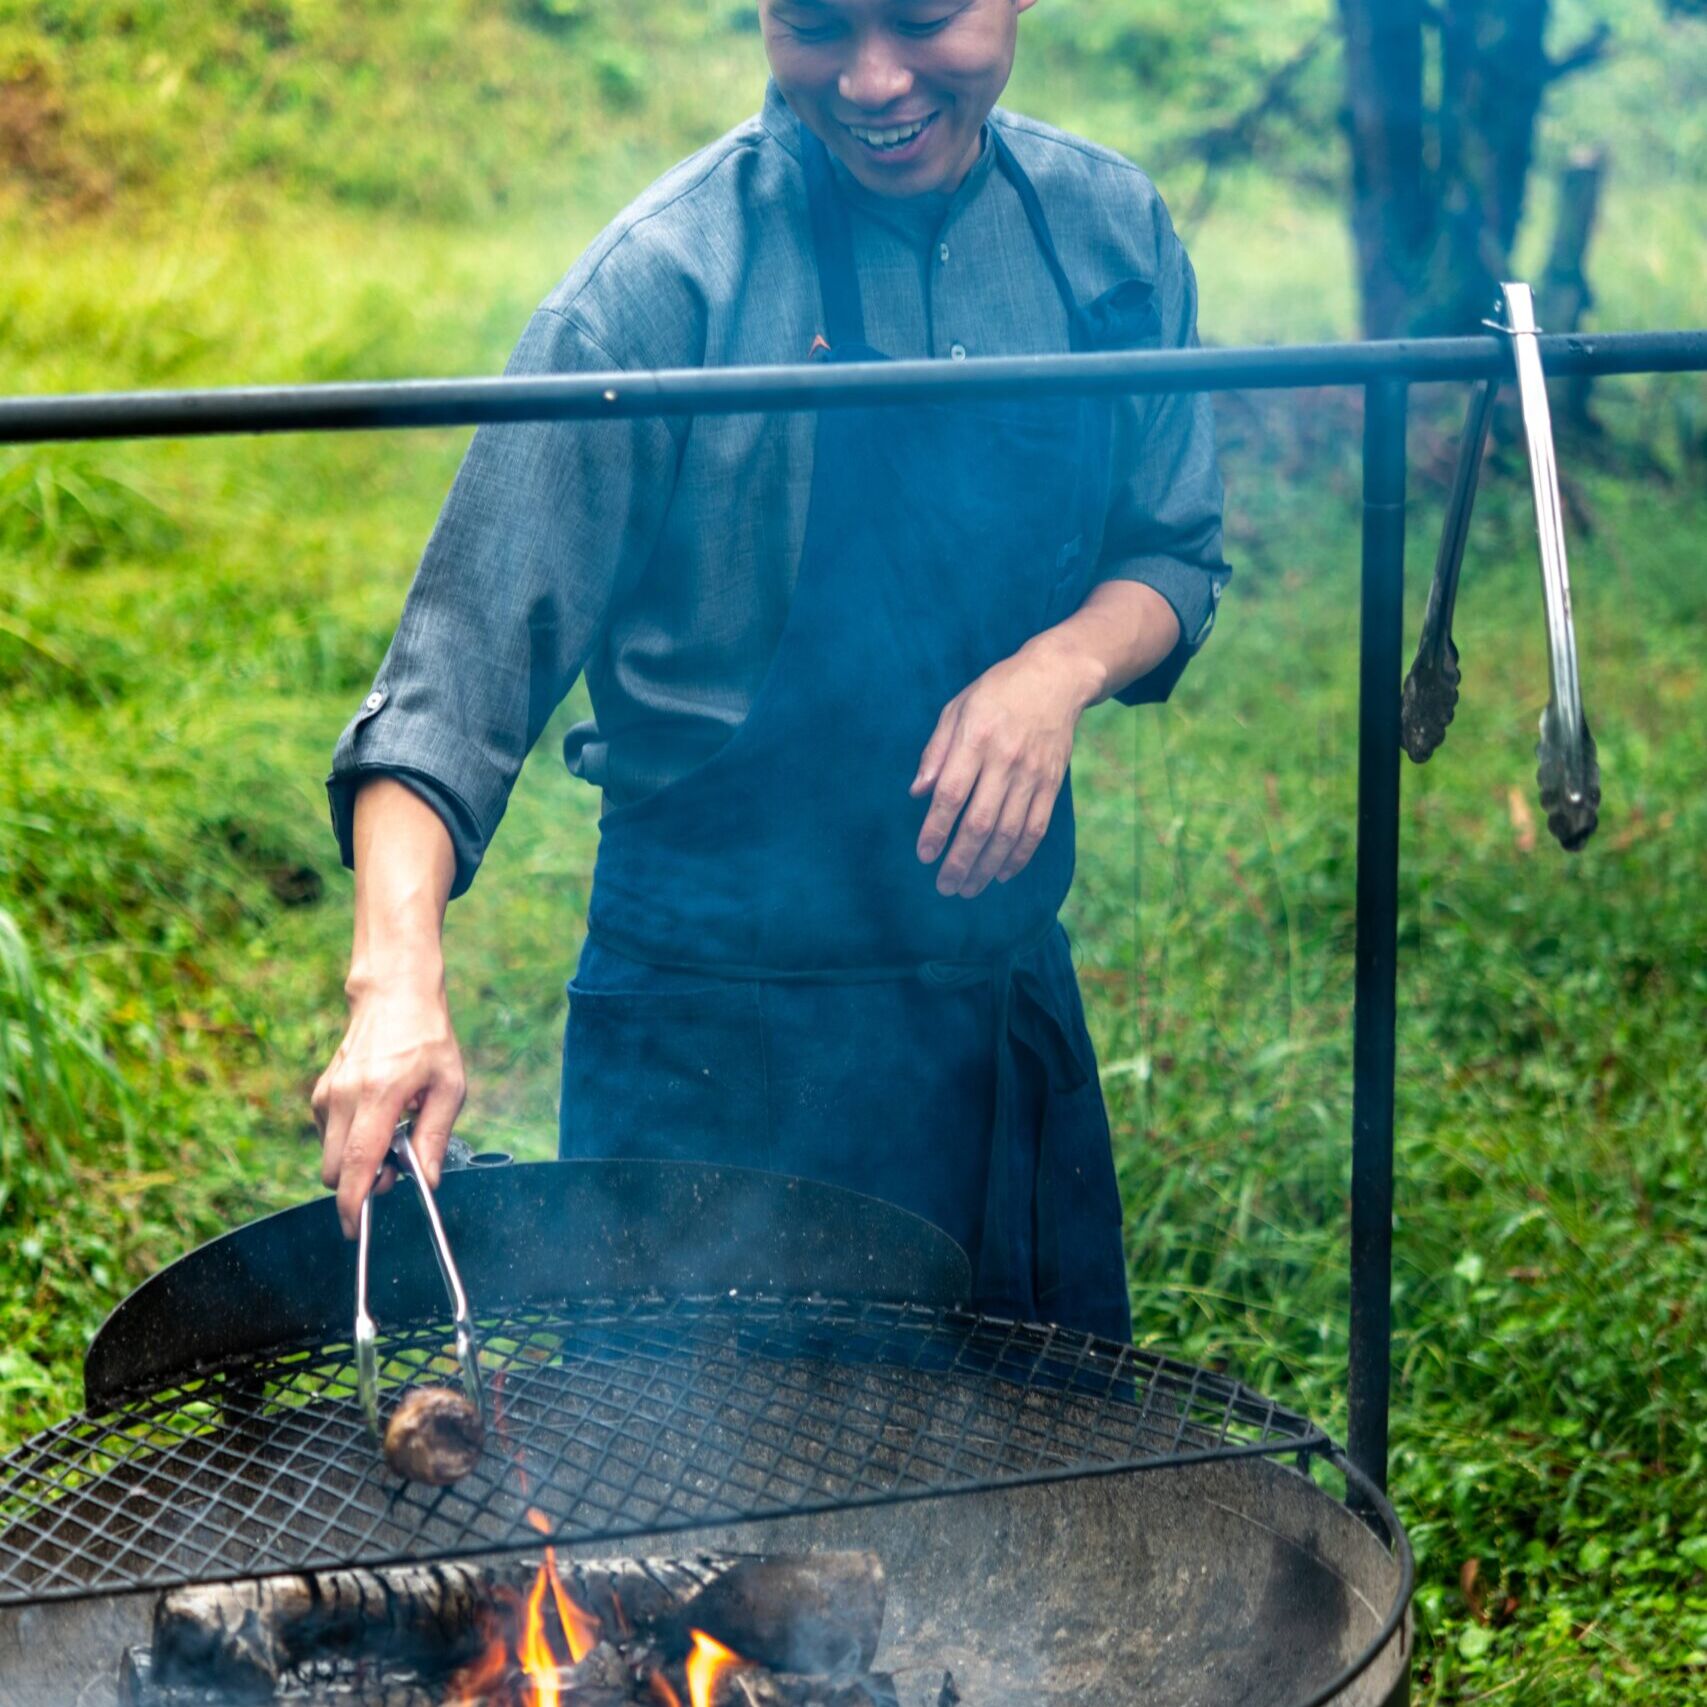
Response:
[563,1639,631,1692]
[724,1669,902,1707]
[667,1552,886,1675]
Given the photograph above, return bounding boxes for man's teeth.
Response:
[848,118,927,150]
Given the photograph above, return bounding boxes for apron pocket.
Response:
[558,980,771,1169]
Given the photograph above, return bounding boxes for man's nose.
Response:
[838,32,913,110]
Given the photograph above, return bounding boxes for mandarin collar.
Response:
[762,77,997,239]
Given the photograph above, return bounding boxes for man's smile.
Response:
[841,111,938,161]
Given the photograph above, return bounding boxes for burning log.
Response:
[140,1558,730,1697]
[668,1553,886,1677]
[147,1562,492,1697]
[124,1550,890,1706]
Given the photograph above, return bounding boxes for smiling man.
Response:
[316,0,1229,1341]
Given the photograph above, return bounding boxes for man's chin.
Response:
[828,136,958,198]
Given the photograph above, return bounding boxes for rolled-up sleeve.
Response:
[327,308,678,896]
[1097,211,1232,707]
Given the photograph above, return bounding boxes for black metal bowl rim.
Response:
[1290,1452,1414,1707]
[90,1291,1312,1419]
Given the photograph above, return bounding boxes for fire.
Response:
[444,1509,603,1705]
[519,1565,563,1707]
[685,1630,742,1707]
[525,1507,602,1664]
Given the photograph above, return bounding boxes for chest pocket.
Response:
[1078,278,1162,353]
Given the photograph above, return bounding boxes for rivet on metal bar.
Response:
[354,1122,486,1446]
[1401,282,1600,850]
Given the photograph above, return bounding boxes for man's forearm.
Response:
[348,778,457,992]
[1023,579,1182,712]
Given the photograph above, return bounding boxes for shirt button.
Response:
[363,690,385,712]
[938,242,950,263]
[950,342,967,361]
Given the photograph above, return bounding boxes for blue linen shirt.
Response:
[329,82,1231,896]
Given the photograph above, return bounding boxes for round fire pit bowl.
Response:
[0,1161,1411,1707]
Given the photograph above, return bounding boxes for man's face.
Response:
[761,0,1034,198]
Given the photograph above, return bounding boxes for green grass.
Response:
[2,2,1706,1701]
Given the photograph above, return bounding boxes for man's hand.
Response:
[910,581,1181,897]
[313,966,465,1239]
[314,777,462,1237]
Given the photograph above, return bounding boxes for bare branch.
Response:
[1164,25,1333,173]
[1545,22,1613,83]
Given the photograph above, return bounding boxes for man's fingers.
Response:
[910,699,961,797]
[408,1068,467,1191]
[936,765,1015,896]
[960,780,1037,898]
[335,1086,413,1240]
[320,1081,354,1191]
[997,782,1061,883]
[916,739,982,865]
[310,1039,347,1142]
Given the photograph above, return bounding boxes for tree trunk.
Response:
[1339,0,1576,337]
[1337,0,1430,338]
[1427,0,1551,334]
[1539,146,1609,427]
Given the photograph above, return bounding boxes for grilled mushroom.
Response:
[382,1386,484,1484]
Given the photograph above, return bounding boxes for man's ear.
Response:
[1015,0,1041,14]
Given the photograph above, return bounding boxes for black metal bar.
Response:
[1,329,1703,445]
[1348,378,1408,1496]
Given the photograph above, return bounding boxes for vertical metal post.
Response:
[1348,377,1407,1495]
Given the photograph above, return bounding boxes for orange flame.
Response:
[444,1512,604,1704]
[520,1565,562,1707]
[686,1630,742,1707]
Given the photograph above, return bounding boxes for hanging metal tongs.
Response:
[1400,281,1601,850]
[354,1123,486,1445]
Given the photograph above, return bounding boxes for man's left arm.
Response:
[913,208,1230,897]
[1093,210,1232,705]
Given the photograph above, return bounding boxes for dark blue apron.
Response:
[561,127,1161,1342]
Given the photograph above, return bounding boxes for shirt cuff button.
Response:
[950,342,967,361]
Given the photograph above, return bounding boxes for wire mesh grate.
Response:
[0,1296,1323,1605]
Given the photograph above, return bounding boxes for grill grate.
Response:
[0,1296,1322,1606]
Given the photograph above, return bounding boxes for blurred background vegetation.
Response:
[1,1,1703,1701]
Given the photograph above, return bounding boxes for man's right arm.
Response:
[312,777,461,1238]
[317,308,683,1230]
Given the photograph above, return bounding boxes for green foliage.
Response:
[0,451,181,568]
[0,906,132,1199]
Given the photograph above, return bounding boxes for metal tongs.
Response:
[354,1123,486,1445]
[1401,281,1601,850]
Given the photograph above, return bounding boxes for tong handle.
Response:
[1501,283,1601,850]
[390,1129,486,1426]
[1402,376,1497,763]
[351,1124,486,1447]
[355,1191,381,1445]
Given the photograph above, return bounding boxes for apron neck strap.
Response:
[801,127,868,351]
[799,121,1087,355]
[986,129,1087,350]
